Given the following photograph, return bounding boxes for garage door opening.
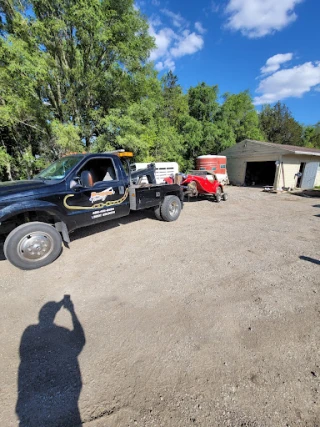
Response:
[245,161,276,186]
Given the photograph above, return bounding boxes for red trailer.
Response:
[196,155,229,185]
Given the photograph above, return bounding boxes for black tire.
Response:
[4,222,62,270]
[154,205,163,221]
[215,187,222,203]
[222,192,228,201]
[160,195,182,222]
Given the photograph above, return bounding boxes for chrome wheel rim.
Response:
[18,232,54,262]
[169,200,179,216]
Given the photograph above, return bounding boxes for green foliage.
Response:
[220,91,263,144]
[51,121,84,155]
[0,0,154,175]
[259,102,303,146]
[188,83,219,122]
[0,146,13,180]
[303,123,320,149]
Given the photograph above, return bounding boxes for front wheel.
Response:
[222,193,228,201]
[4,222,62,270]
[160,195,182,222]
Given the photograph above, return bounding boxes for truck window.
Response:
[78,158,117,186]
[35,155,84,180]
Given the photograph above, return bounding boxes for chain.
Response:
[63,189,129,211]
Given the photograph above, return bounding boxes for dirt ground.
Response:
[0,187,319,427]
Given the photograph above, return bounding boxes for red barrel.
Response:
[196,155,227,174]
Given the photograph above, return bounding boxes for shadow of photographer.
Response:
[16,296,85,427]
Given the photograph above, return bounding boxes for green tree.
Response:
[0,0,154,165]
[302,122,320,149]
[188,83,219,122]
[259,102,303,146]
[161,71,188,126]
[219,91,263,145]
[186,83,220,156]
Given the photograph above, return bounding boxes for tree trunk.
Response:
[6,162,13,181]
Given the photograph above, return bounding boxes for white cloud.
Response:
[225,0,304,38]
[170,32,204,58]
[195,21,206,34]
[254,61,320,105]
[149,25,177,61]
[148,10,204,71]
[152,0,160,5]
[155,58,176,72]
[261,53,293,74]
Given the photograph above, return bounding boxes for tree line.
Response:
[0,0,319,181]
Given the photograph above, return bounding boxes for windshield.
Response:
[35,155,84,180]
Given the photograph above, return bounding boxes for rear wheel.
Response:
[222,192,228,201]
[160,195,182,222]
[154,205,163,221]
[4,222,62,270]
[215,187,222,203]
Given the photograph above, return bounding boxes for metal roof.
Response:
[243,139,320,157]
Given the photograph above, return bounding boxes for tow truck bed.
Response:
[129,184,182,210]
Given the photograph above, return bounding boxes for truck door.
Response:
[63,156,130,228]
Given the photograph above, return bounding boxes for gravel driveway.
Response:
[0,187,319,426]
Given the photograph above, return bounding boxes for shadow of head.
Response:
[299,256,320,266]
[38,301,63,326]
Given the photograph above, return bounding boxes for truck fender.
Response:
[0,200,65,223]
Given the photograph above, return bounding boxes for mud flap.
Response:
[55,221,70,243]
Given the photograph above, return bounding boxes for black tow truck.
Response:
[0,151,183,270]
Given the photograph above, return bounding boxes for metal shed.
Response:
[220,139,320,190]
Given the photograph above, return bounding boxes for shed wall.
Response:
[314,166,320,186]
[223,141,320,188]
[279,157,320,189]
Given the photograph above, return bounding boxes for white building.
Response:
[221,139,320,190]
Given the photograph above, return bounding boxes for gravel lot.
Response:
[0,187,319,427]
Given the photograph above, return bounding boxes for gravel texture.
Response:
[0,187,319,426]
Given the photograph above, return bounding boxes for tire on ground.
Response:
[215,187,222,203]
[4,221,62,270]
[222,192,228,201]
[154,205,163,221]
[160,195,182,222]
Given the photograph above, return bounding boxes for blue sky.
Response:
[136,0,320,125]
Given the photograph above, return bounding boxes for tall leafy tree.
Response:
[219,91,263,145]
[0,0,154,162]
[188,83,219,122]
[161,71,188,126]
[302,122,320,149]
[259,102,303,146]
[187,83,220,156]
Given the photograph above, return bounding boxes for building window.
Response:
[211,167,216,171]
[220,164,226,169]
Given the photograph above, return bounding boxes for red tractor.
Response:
[165,170,228,202]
